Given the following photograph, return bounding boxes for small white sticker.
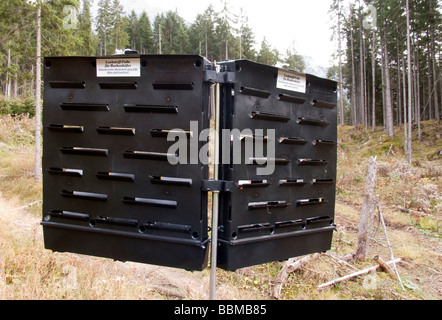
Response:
[96,58,140,77]
[276,69,306,93]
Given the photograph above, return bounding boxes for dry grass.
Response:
[0,116,441,300]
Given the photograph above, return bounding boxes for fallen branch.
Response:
[272,255,313,298]
[376,201,405,291]
[317,258,401,289]
[12,200,42,211]
[393,205,441,221]
[321,253,359,271]
[150,285,186,299]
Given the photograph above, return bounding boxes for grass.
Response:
[0,115,440,300]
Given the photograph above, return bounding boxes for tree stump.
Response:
[355,156,377,260]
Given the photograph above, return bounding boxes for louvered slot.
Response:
[238,223,272,233]
[94,216,138,227]
[123,104,178,114]
[240,86,271,98]
[238,179,270,188]
[123,197,177,209]
[61,190,108,201]
[49,81,85,89]
[296,198,327,206]
[141,221,191,234]
[96,172,135,182]
[279,179,306,186]
[123,150,176,161]
[240,134,268,142]
[275,219,304,229]
[47,124,84,133]
[313,139,335,146]
[150,129,192,138]
[251,111,290,122]
[247,157,290,165]
[313,178,334,185]
[60,147,108,157]
[278,93,306,104]
[99,82,137,89]
[248,200,288,210]
[60,103,109,112]
[47,210,90,221]
[149,176,192,187]
[152,82,194,90]
[296,117,330,127]
[96,126,135,136]
[47,167,83,177]
[306,216,332,225]
[279,137,307,145]
[311,99,336,109]
[298,159,328,166]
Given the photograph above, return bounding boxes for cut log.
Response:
[374,255,394,276]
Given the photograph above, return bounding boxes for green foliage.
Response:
[0,96,35,117]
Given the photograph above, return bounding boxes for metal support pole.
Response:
[209,81,221,300]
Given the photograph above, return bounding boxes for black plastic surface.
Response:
[217,60,337,270]
[42,55,211,271]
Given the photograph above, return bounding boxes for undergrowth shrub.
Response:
[0,96,35,117]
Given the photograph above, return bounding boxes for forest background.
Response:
[0,0,440,133]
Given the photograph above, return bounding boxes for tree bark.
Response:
[371,31,376,130]
[34,1,42,182]
[350,7,357,126]
[360,29,366,127]
[338,0,345,126]
[406,0,413,163]
[355,156,377,260]
[430,0,440,123]
[383,40,394,137]
[402,57,409,155]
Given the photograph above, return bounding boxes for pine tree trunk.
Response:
[371,31,376,130]
[34,1,42,182]
[416,53,422,140]
[338,0,345,126]
[360,30,366,127]
[381,44,386,129]
[350,8,357,126]
[383,40,394,137]
[406,0,413,163]
[403,57,408,154]
[397,50,402,128]
[430,0,440,122]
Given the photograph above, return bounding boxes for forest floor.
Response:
[0,115,440,300]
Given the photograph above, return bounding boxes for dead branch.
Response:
[393,205,441,221]
[317,258,401,289]
[272,255,313,299]
[12,200,42,211]
[150,285,186,299]
[376,201,406,291]
[321,252,359,271]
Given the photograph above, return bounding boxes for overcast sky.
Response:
[94,0,337,68]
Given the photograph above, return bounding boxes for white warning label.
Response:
[276,69,306,93]
[96,58,140,77]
